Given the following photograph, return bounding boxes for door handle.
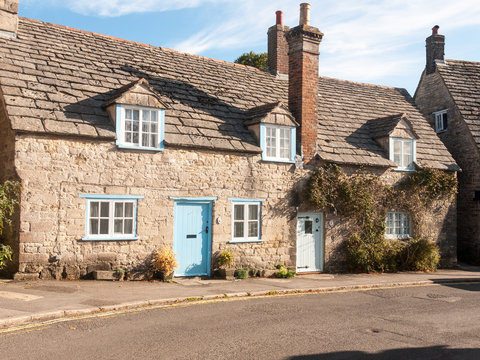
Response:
[206,226,209,234]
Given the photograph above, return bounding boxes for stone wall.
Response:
[415,71,480,264]
[13,134,457,278]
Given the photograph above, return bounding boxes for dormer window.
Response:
[368,113,418,172]
[119,105,163,149]
[104,78,166,151]
[434,109,448,133]
[244,102,298,164]
[390,138,415,170]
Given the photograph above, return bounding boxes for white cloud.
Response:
[24,0,235,17]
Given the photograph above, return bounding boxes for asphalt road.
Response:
[1,283,479,359]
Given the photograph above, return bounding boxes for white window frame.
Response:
[79,195,143,241]
[229,198,264,243]
[385,211,412,239]
[116,104,164,151]
[434,109,448,133]
[261,124,295,163]
[390,137,416,171]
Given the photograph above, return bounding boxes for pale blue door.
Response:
[174,201,211,276]
[296,213,323,273]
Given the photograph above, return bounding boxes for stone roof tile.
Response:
[0,18,456,169]
[437,59,480,151]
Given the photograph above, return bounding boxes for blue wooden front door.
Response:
[174,201,211,276]
[296,213,323,273]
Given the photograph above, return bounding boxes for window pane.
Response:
[142,133,149,147]
[142,110,150,121]
[393,140,401,165]
[234,204,244,221]
[115,202,123,218]
[125,203,133,218]
[305,220,313,234]
[248,204,258,220]
[114,219,123,234]
[248,221,258,237]
[151,134,158,147]
[124,219,133,234]
[132,132,139,145]
[90,219,99,235]
[125,121,132,131]
[266,127,276,157]
[125,109,132,120]
[151,111,157,122]
[100,202,109,217]
[100,219,109,234]
[279,128,290,159]
[234,222,244,238]
[132,110,139,121]
[90,201,99,217]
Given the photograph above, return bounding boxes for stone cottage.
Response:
[415,26,480,264]
[0,1,459,279]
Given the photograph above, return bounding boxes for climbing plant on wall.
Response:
[0,181,20,270]
[305,164,456,273]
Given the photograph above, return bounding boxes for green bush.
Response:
[0,244,12,270]
[217,248,234,269]
[234,268,248,279]
[275,265,295,278]
[398,238,440,271]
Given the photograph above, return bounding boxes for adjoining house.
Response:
[0,1,459,279]
[415,26,480,264]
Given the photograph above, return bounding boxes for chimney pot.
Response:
[300,3,310,26]
[276,10,283,25]
[432,25,440,35]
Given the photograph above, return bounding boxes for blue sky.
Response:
[20,0,480,95]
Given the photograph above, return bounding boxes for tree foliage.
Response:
[234,51,268,70]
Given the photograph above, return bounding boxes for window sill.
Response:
[81,236,140,242]
[229,239,263,244]
[385,235,411,240]
[393,168,415,172]
[261,158,295,164]
[116,144,164,152]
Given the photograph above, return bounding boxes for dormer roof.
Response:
[103,78,167,109]
[244,102,298,127]
[368,113,419,140]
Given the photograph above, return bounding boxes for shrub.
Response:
[217,248,234,269]
[398,238,440,271]
[234,268,248,279]
[0,180,21,237]
[275,265,296,278]
[0,244,12,270]
[151,247,178,275]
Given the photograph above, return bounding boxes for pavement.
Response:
[1,264,480,329]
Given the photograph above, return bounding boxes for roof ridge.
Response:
[318,75,406,92]
[19,17,269,74]
[445,58,480,65]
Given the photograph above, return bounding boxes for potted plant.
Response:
[151,247,178,281]
[216,248,235,280]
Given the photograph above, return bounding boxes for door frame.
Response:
[296,212,324,273]
[171,197,216,277]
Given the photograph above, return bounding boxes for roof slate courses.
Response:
[0,18,457,170]
[437,59,480,150]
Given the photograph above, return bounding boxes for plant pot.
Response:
[217,268,235,280]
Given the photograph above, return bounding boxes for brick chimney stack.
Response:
[425,25,445,75]
[286,3,323,161]
[268,11,290,77]
[0,0,18,38]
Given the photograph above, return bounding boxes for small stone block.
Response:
[93,270,117,281]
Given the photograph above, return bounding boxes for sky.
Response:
[19,0,480,95]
